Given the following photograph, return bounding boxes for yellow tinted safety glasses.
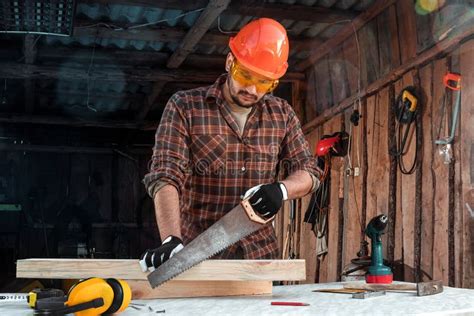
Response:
[230,60,279,93]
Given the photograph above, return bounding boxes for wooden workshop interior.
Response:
[0,0,473,309]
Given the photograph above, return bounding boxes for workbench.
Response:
[2,282,474,315]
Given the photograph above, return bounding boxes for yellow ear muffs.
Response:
[66,278,114,316]
[103,279,131,314]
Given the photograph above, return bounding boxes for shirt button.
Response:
[241,166,246,172]
[242,138,249,145]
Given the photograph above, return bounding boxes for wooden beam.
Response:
[129,280,272,299]
[302,18,474,134]
[73,20,315,52]
[166,0,231,69]
[135,81,167,120]
[79,0,357,23]
[38,47,227,69]
[0,143,150,155]
[0,113,147,129]
[226,0,357,23]
[294,0,398,71]
[0,62,304,82]
[16,259,306,281]
[23,35,37,114]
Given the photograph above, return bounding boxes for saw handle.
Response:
[241,198,275,224]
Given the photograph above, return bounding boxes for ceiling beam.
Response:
[78,0,357,23]
[225,1,357,23]
[294,0,398,71]
[73,20,318,52]
[166,0,231,68]
[38,46,227,69]
[135,81,167,120]
[0,62,305,82]
[0,113,146,129]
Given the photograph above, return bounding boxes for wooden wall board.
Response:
[342,35,359,98]
[396,0,417,64]
[387,4,401,69]
[359,20,380,87]
[298,127,322,283]
[315,56,334,113]
[319,114,344,282]
[342,105,365,273]
[459,40,474,288]
[431,57,450,285]
[365,88,390,258]
[128,280,273,299]
[376,9,393,77]
[16,259,306,281]
[398,71,417,282]
[329,46,350,105]
[305,68,319,123]
[419,62,435,282]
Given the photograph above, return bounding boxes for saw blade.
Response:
[147,201,264,288]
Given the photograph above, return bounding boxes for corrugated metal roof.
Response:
[32,0,375,119]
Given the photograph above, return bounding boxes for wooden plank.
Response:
[377,9,392,77]
[0,114,146,130]
[459,40,474,288]
[166,0,231,68]
[128,280,272,299]
[419,62,434,282]
[301,21,474,134]
[359,20,379,87]
[227,0,357,23]
[341,35,359,97]
[396,0,417,64]
[342,105,365,275]
[16,259,306,281]
[315,57,333,112]
[431,57,450,285]
[294,0,398,71]
[398,71,417,282]
[324,114,344,282]
[329,46,350,105]
[387,4,401,69]
[0,62,304,83]
[298,127,321,283]
[365,88,390,258]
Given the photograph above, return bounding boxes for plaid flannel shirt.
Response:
[143,74,321,259]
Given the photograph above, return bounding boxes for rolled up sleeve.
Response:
[279,103,322,190]
[143,94,191,197]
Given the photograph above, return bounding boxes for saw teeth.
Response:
[154,229,258,287]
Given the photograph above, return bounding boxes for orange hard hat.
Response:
[229,18,289,80]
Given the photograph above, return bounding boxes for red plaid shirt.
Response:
[143,74,320,259]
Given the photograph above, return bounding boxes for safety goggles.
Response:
[229,60,279,93]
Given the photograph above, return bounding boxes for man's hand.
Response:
[243,182,288,218]
[139,236,184,272]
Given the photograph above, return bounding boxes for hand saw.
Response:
[147,198,274,288]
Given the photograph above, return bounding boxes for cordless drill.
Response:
[365,214,393,284]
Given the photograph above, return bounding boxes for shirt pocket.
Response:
[190,131,226,175]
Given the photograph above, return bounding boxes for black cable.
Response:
[398,120,418,175]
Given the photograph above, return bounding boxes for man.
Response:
[139,18,321,272]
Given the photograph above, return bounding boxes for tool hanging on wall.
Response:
[390,86,420,175]
[304,132,349,257]
[435,73,461,164]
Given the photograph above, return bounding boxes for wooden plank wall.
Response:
[284,2,473,287]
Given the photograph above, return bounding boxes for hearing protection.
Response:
[34,278,131,316]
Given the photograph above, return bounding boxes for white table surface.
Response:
[2,281,474,316]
